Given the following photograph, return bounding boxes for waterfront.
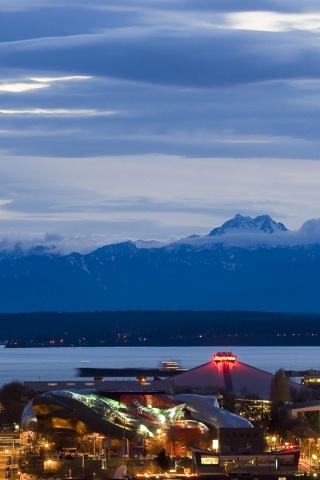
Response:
[0,345,320,386]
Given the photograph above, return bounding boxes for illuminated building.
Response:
[19,352,305,473]
[235,398,272,425]
[170,352,308,399]
[74,352,310,401]
[21,351,309,440]
[192,446,301,474]
[302,374,320,388]
[21,390,252,439]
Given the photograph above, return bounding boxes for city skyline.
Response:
[1,1,320,253]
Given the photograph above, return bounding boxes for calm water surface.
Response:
[0,345,319,385]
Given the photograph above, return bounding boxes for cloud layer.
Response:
[1,0,320,250]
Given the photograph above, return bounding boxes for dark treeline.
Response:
[1,310,320,347]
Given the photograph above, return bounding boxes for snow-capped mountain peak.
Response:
[253,215,287,233]
[208,214,288,236]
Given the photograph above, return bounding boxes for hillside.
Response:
[1,214,320,313]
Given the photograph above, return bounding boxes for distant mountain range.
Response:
[1,214,320,313]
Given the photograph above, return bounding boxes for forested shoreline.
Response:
[1,310,320,347]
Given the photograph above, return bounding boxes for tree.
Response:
[156,448,170,472]
[0,380,29,426]
[270,369,291,406]
[269,369,291,432]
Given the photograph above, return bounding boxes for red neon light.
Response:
[212,352,237,371]
[212,353,236,363]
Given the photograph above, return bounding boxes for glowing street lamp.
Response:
[294,436,301,447]
[272,436,277,451]
[139,425,149,458]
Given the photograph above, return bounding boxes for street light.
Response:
[308,437,312,469]
[139,425,148,458]
[122,421,127,459]
[44,442,49,460]
[312,454,318,468]
[294,436,301,447]
[81,452,85,478]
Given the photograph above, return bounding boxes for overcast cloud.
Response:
[1,0,320,253]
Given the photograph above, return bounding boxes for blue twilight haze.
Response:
[1,1,320,253]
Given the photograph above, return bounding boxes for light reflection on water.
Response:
[0,345,319,385]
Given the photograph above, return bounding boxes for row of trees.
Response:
[3,311,320,347]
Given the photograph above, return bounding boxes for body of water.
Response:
[0,345,320,386]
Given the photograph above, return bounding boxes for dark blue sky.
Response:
[1,0,320,252]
